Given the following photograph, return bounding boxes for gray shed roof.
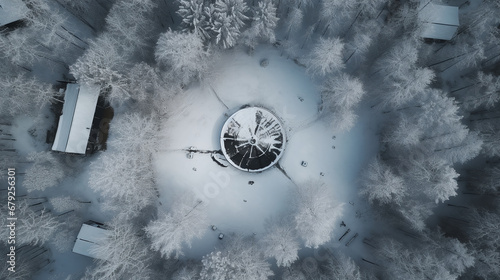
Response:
[419,4,459,41]
[72,224,109,259]
[0,0,28,27]
[52,83,100,154]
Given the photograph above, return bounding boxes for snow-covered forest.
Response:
[1,0,500,279]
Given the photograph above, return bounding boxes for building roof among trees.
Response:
[0,0,28,27]
[72,224,109,259]
[220,107,286,172]
[52,83,100,154]
[419,4,459,41]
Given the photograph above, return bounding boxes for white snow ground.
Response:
[154,46,381,259]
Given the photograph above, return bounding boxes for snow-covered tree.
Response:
[126,62,161,103]
[382,114,423,147]
[0,29,43,68]
[383,67,435,108]
[306,37,344,77]
[429,234,475,276]
[3,200,62,246]
[320,73,364,132]
[200,235,273,280]
[323,108,358,132]
[177,0,210,40]
[0,244,50,280]
[261,215,299,267]
[171,265,201,280]
[106,112,159,155]
[208,0,249,48]
[376,238,458,280]
[88,150,157,218]
[471,166,500,194]
[325,253,363,280]
[384,89,482,164]
[293,180,344,248]
[318,0,356,37]
[0,73,57,118]
[285,7,303,39]
[453,72,500,111]
[155,30,210,83]
[430,40,485,72]
[374,39,419,79]
[321,73,365,110]
[433,131,483,164]
[467,209,500,249]
[404,156,458,204]
[104,0,157,57]
[372,39,435,109]
[23,151,64,192]
[86,219,154,280]
[49,196,86,213]
[469,247,500,279]
[360,157,406,205]
[343,32,372,65]
[145,194,208,259]
[70,35,129,105]
[241,0,279,48]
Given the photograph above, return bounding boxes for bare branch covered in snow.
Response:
[200,235,273,280]
[1,200,62,246]
[0,73,57,118]
[292,180,344,248]
[88,150,157,218]
[23,151,65,192]
[261,215,299,267]
[86,219,154,280]
[155,30,211,84]
[145,194,208,259]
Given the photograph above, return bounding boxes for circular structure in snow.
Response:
[220,107,286,172]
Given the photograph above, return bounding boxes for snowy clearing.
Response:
[155,46,380,259]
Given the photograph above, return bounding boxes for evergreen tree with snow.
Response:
[360,157,406,205]
[177,0,210,40]
[320,73,365,132]
[242,0,279,49]
[207,0,249,49]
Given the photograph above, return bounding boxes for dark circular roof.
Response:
[220,107,286,172]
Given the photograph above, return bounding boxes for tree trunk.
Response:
[343,10,362,38]
[344,49,356,64]
[322,23,330,37]
[450,82,477,94]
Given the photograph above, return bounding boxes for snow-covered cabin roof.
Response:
[0,0,28,27]
[52,83,100,154]
[419,4,459,41]
[72,224,109,259]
